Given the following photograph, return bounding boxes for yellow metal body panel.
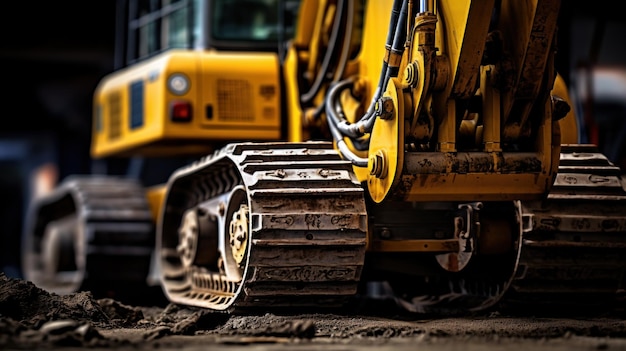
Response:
[402,173,552,202]
[146,184,167,223]
[355,1,391,102]
[367,80,405,203]
[92,49,282,159]
[283,0,316,143]
[554,74,580,144]
[284,46,304,143]
[434,0,495,101]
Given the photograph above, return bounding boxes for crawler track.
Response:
[509,144,626,309]
[23,177,154,297]
[159,142,368,311]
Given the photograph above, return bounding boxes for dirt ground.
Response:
[2,273,626,351]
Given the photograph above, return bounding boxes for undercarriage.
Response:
[22,143,626,313]
[156,142,626,313]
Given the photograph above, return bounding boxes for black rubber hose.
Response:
[311,0,356,120]
[300,0,346,105]
[326,79,369,166]
[356,0,405,130]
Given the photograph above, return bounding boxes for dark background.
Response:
[1,1,625,277]
[0,1,116,278]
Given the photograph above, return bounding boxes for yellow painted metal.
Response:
[284,47,304,143]
[283,0,321,144]
[407,12,438,149]
[553,74,580,144]
[499,0,561,140]
[305,0,333,89]
[367,79,405,203]
[434,0,495,101]
[431,1,494,152]
[481,65,501,152]
[402,173,550,202]
[92,49,282,159]
[352,1,392,103]
[291,0,323,51]
[366,0,560,203]
[369,239,459,253]
[145,184,167,223]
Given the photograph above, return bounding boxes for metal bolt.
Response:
[218,202,225,216]
[551,95,571,121]
[376,96,395,120]
[404,61,419,88]
[380,227,392,239]
[369,150,387,179]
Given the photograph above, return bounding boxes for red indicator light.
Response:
[170,101,192,122]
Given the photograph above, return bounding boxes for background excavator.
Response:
[22,0,626,314]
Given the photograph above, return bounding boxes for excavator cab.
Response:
[91,0,301,159]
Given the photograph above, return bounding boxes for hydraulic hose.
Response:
[356,0,408,133]
[326,0,410,166]
[326,79,369,166]
[333,0,355,81]
[300,0,346,105]
[310,0,356,121]
[326,79,361,138]
[357,0,404,125]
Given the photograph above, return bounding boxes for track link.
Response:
[159,142,368,311]
[510,144,626,309]
[23,176,154,296]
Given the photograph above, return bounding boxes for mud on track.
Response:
[2,273,626,350]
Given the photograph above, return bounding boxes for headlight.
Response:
[167,73,190,95]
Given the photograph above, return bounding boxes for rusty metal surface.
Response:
[403,151,542,174]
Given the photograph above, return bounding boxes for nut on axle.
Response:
[375,96,394,120]
[369,149,388,179]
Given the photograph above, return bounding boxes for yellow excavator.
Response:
[23,0,626,313]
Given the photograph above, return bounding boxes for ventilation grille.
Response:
[108,92,122,140]
[217,79,254,121]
